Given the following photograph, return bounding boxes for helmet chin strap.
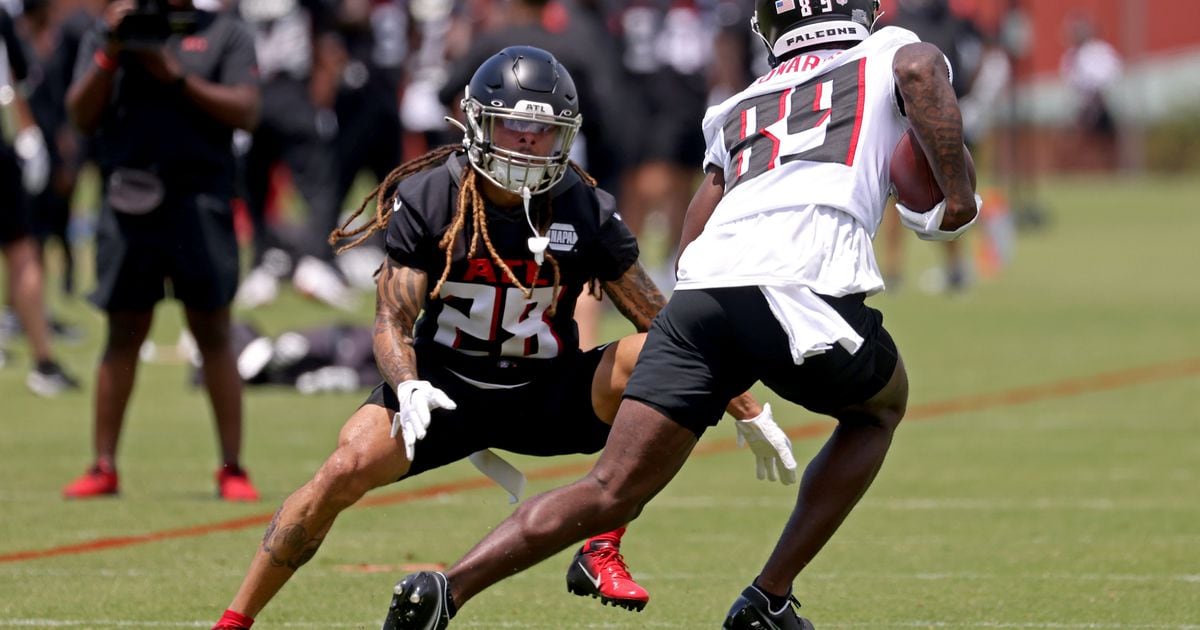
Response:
[521,186,549,266]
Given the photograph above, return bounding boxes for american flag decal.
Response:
[775,0,796,11]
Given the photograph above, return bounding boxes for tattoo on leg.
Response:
[261,511,324,570]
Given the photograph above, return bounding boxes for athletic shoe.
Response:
[293,256,358,311]
[382,571,451,630]
[566,539,650,612]
[26,360,80,397]
[63,463,119,498]
[723,584,815,630]
[234,266,281,310]
[216,465,260,502]
[335,244,386,290]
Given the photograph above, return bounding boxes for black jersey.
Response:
[386,153,638,385]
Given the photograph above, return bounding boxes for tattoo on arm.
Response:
[261,508,324,570]
[374,260,427,388]
[602,262,667,332]
[894,44,973,205]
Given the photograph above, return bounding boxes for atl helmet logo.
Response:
[514,100,554,115]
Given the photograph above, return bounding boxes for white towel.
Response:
[758,285,863,365]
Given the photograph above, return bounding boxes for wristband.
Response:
[94,49,118,73]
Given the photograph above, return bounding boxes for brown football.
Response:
[889,128,976,213]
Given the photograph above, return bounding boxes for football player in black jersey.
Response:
[211,46,795,630]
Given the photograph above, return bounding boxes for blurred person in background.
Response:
[611,0,715,289]
[233,0,357,311]
[879,0,982,294]
[5,0,94,342]
[1060,16,1122,172]
[61,0,261,500]
[210,46,792,630]
[0,4,78,394]
[326,0,407,290]
[398,0,458,151]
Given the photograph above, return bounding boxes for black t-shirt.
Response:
[386,153,638,384]
[72,11,258,193]
[23,10,92,164]
[337,0,406,96]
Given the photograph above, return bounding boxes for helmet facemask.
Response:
[462,93,582,197]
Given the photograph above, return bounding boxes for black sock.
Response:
[752,577,791,613]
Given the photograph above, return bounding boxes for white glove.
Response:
[896,194,983,241]
[735,403,798,485]
[391,380,457,460]
[14,126,50,195]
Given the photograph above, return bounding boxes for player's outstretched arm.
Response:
[373,258,427,389]
[893,42,977,232]
[601,263,667,333]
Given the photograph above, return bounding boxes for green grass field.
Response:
[1,175,1198,628]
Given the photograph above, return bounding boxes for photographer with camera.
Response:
[62,0,263,500]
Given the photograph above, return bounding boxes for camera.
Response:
[112,0,198,48]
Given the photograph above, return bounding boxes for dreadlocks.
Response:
[329,148,600,317]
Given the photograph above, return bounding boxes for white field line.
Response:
[2,620,1198,629]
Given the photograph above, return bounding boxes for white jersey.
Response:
[676,27,920,297]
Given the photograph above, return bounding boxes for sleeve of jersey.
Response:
[384,191,438,273]
[219,18,260,87]
[591,188,640,282]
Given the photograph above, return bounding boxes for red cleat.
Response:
[63,463,119,498]
[566,538,650,611]
[216,465,260,502]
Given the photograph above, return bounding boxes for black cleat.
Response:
[382,571,451,630]
[26,360,80,398]
[723,584,815,630]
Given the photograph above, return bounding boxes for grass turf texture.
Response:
[1,175,1198,628]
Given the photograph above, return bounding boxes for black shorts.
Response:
[90,192,240,312]
[624,286,899,437]
[0,145,32,246]
[362,345,613,480]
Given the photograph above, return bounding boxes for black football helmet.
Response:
[752,0,881,67]
[460,46,582,196]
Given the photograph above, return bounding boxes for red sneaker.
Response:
[216,465,260,502]
[566,539,650,611]
[63,463,119,498]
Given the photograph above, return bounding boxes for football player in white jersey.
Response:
[381,2,980,628]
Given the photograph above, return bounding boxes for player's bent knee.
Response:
[311,452,376,511]
[588,475,651,527]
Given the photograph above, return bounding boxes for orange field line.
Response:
[3,357,1197,565]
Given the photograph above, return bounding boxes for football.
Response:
[889,128,976,213]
